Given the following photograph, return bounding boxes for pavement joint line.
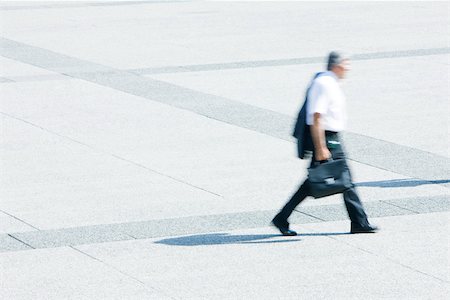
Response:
[2,195,449,253]
[318,231,450,284]
[0,209,41,231]
[379,200,420,214]
[70,246,178,299]
[109,154,223,198]
[1,37,449,181]
[7,234,35,250]
[0,111,223,198]
[293,209,326,222]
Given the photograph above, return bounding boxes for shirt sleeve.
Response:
[307,78,329,117]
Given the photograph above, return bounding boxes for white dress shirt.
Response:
[306,71,347,132]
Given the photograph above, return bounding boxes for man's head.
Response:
[327,51,351,79]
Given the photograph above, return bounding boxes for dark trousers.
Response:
[276,132,369,227]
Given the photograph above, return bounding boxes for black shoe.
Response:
[351,224,379,234]
[272,216,297,236]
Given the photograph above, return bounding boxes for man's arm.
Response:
[310,112,331,161]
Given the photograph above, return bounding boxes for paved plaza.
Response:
[0,1,449,299]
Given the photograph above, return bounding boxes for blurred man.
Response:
[272,51,378,236]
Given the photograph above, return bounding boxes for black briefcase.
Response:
[307,159,352,198]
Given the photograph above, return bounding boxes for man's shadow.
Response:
[155,232,349,246]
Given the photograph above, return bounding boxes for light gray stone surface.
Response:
[0,1,449,299]
[0,247,170,299]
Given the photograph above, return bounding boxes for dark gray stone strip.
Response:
[342,132,450,182]
[1,37,449,181]
[130,48,450,75]
[3,195,449,252]
[383,196,450,214]
[6,226,135,251]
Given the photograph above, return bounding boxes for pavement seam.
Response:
[293,209,326,222]
[70,246,180,300]
[0,111,223,198]
[7,234,35,250]
[0,209,41,231]
[379,200,420,214]
[319,233,450,284]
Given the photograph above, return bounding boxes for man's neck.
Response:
[327,70,340,81]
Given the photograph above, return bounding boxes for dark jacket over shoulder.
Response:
[293,72,323,159]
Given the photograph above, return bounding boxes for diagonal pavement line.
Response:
[70,246,178,299]
[0,111,223,198]
[0,37,449,181]
[7,234,35,250]
[379,200,420,214]
[3,195,449,253]
[315,229,450,284]
[0,209,41,231]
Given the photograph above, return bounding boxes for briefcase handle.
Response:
[313,158,334,166]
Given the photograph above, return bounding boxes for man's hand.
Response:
[315,147,331,161]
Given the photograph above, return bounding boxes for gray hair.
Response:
[327,51,349,71]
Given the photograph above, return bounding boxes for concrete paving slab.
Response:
[301,212,450,283]
[0,247,169,299]
[1,113,222,229]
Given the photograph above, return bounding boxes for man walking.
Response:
[272,51,378,236]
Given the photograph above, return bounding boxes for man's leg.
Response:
[330,137,377,233]
[272,179,310,234]
[343,186,369,227]
[341,166,378,233]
